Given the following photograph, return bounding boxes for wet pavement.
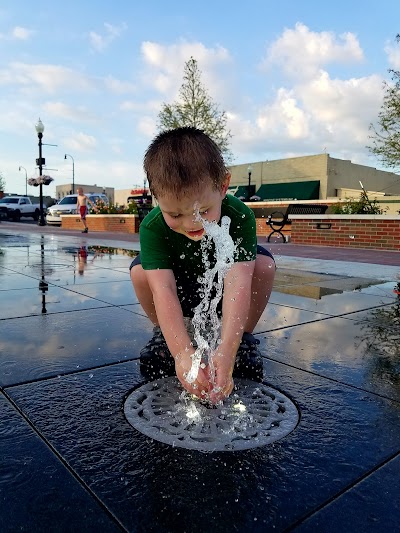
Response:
[1,223,399,532]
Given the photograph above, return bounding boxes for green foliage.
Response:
[88,245,138,258]
[158,57,233,163]
[0,172,6,191]
[89,200,139,215]
[368,34,400,169]
[331,191,384,214]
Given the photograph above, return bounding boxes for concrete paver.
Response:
[0,223,399,531]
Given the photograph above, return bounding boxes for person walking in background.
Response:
[76,187,97,233]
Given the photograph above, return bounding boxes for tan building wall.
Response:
[114,189,134,206]
[56,183,114,202]
[327,158,400,197]
[335,188,400,215]
[228,154,400,201]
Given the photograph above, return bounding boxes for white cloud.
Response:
[63,132,97,152]
[89,22,127,52]
[120,99,160,113]
[256,88,309,140]
[0,26,34,40]
[0,62,93,94]
[43,102,97,122]
[104,75,136,94]
[229,26,384,164]
[261,22,364,80]
[137,115,157,138]
[385,39,400,69]
[140,40,232,100]
[12,26,34,40]
[66,158,144,190]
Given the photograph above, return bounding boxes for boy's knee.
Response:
[255,254,276,277]
[130,263,144,285]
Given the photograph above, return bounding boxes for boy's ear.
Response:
[221,173,231,196]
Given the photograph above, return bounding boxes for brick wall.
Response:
[61,214,139,233]
[289,215,400,250]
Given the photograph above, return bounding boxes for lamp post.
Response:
[64,153,75,194]
[247,164,253,201]
[142,177,148,203]
[19,166,28,196]
[35,118,46,226]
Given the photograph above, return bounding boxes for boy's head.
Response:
[144,127,227,199]
[77,187,84,195]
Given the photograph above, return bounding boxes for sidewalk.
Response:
[0,222,399,531]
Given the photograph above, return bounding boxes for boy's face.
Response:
[157,180,229,241]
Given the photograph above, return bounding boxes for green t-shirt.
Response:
[139,194,256,281]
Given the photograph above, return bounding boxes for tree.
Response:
[0,172,5,192]
[368,35,400,169]
[158,57,233,163]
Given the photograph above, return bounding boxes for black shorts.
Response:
[130,245,274,318]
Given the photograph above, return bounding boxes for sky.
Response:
[1,0,400,198]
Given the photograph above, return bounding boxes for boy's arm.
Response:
[146,268,209,396]
[210,261,255,402]
[86,195,96,209]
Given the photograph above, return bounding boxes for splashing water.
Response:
[185,210,236,389]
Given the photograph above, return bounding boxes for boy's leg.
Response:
[234,246,275,381]
[130,257,174,378]
[245,247,275,333]
[130,261,158,324]
[80,206,88,232]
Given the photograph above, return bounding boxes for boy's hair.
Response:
[144,127,227,198]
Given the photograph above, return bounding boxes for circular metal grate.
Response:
[124,377,299,452]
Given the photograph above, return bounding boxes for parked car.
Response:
[46,193,109,226]
[0,196,41,221]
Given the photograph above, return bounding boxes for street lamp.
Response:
[19,166,28,196]
[35,118,46,226]
[64,153,75,194]
[247,164,253,201]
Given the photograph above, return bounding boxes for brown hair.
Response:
[144,127,227,198]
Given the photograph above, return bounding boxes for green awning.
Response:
[227,185,253,198]
[256,181,320,201]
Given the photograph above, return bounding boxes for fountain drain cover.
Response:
[124,377,299,452]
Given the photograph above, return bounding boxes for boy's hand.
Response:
[175,352,210,399]
[208,349,235,404]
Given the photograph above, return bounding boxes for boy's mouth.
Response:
[186,228,204,238]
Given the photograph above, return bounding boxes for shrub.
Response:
[331,191,385,215]
[89,200,139,215]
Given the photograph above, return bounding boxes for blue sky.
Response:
[1,0,400,197]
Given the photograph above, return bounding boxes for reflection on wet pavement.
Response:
[1,228,399,531]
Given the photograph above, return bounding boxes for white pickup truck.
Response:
[0,196,41,221]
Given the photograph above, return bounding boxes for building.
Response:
[228,154,400,202]
[56,183,114,203]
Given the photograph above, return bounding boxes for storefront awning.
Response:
[256,181,320,201]
[227,185,251,199]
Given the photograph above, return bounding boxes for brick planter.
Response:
[61,214,139,233]
[289,215,400,251]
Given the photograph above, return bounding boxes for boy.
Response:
[130,127,275,404]
[76,188,97,233]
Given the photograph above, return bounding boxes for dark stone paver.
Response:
[5,360,400,532]
[1,225,399,531]
[0,394,122,532]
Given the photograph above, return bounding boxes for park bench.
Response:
[266,203,328,242]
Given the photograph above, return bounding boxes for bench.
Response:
[266,203,328,242]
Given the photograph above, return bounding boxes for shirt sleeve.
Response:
[139,209,174,270]
[224,196,257,262]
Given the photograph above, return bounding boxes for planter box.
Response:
[61,214,139,233]
[289,214,400,251]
